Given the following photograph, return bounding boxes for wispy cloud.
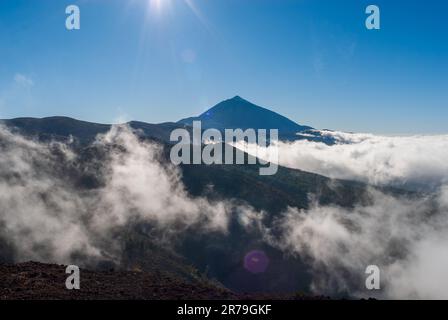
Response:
[0,125,256,265]
[14,73,34,88]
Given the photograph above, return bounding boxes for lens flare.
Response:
[244,250,269,274]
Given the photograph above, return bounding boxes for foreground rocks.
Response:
[0,262,327,300]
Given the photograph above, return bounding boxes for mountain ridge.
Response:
[1,96,325,143]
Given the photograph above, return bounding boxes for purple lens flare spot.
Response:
[244,250,269,274]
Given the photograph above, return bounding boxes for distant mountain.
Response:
[178,96,313,138]
[1,97,333,144]
[0,117,182,144]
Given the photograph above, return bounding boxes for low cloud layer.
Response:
[0,125,242,265]
[268,187,448,299]
[239,131,448,190]
[239,131,448,299]
[1,126,448,299]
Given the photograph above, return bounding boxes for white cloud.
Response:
[236,131,448,190]
[270,187,448,299]
[14,73,34,88]
[92,125,233,232]
[232,131,448,298]
[0,125,252,265]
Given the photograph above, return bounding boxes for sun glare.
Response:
[149,0,171,13]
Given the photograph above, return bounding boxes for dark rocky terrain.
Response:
[0,262,327,300]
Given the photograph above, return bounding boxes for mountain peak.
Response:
[221,95,252,106]
[178,97,313,134]
[230,95,246,102]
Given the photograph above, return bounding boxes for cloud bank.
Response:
[238,131,448,299]
[1,126,448,299]
[238,131,448,190]
[268,187,448,299]
[0,125,244,265]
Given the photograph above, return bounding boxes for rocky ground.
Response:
[0,262,327,300]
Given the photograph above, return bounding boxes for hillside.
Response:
[0,117,181,145]
[0,262,329,300]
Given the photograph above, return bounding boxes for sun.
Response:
[148,0,171,13]
[128,0,210,33]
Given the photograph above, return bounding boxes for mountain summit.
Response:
[177,96,312,135]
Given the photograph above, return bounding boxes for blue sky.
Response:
[0,0,446,133]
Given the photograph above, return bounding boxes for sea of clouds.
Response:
[1,126,448,299]
[236,131,448,299]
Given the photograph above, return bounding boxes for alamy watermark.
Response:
[169,121,279,176]
[365,5,381,30]
[365,265,381,290]
[65,265,80,290]
[65,4,380,31]
[66,5,80,30]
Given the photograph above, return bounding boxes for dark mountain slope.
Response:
[0,262,236,300]
[1,117,110,143]
[181,163,367,215]
[0,262,327,300]
[0,117,181,145]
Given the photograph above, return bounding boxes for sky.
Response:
[0,0,446,134]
